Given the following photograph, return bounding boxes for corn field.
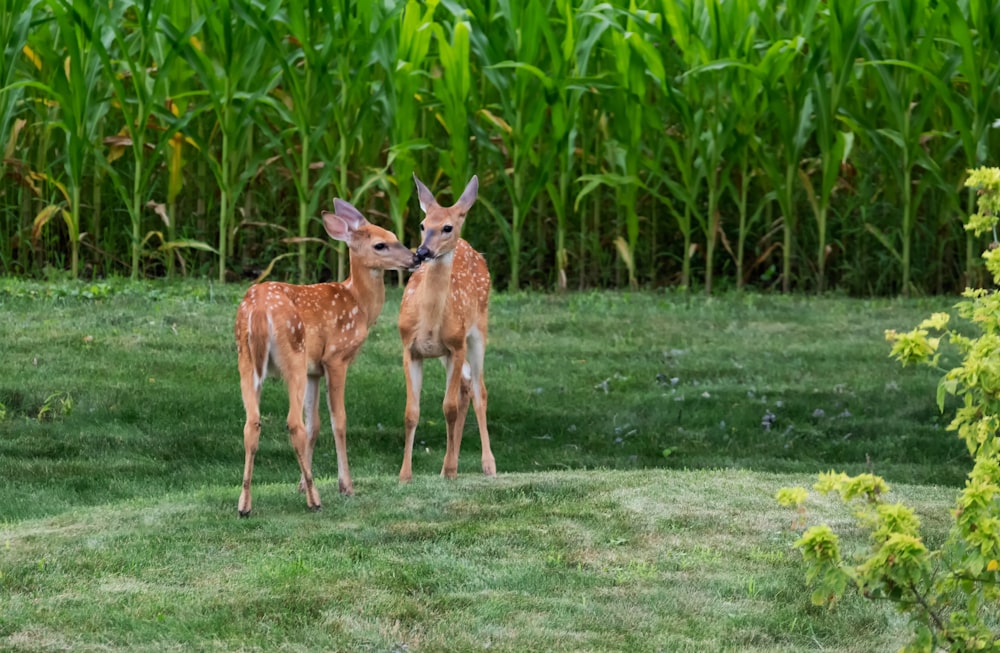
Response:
[1,0,999,294]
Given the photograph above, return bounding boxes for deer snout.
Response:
[416,245,433,262]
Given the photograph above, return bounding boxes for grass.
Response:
[0,279,969,650]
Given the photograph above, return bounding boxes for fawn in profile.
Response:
[234,199,418,516]
[397,174,496,482]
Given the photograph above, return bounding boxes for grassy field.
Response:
[0,280,967,651]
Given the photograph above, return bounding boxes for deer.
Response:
[397,173,496,482]
[234,198,419,517]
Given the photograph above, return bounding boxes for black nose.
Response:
[416,246,432,261]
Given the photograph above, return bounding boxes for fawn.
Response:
[398,174,496,482]
[234,199,418,516]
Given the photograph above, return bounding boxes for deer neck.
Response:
[343,262,386,328]
[416,249,456,324]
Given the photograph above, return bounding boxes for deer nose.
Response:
[416,246,432,261]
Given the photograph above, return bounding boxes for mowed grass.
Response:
[0,280,966,651]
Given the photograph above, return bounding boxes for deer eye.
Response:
[374,243,387,251]
[442,225,453,233]
[420,223,425,231]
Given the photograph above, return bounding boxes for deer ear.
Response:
[321,211,352,244]
[456,175,479,212]
[331,198,368,230]
[413,174,436,213]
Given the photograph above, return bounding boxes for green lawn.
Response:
[0,281,966,650]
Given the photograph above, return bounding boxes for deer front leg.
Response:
[441,351,467,480]
[400,350,423,483]
[286,374,322,511]
[324,363,353,496]
[299,376,321,494]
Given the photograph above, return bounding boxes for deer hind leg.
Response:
[238,356,263,517]
[298,375,321,494]
[467,326,495,476]
[399,350,423,483]
[324,363,353,496]
[441,351,468,479]
[286,371,321,511]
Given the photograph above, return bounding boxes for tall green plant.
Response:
[169,0,272,283]
[801,0,867,292]
[857,0,951,297]
[431,16,472,190]
[542,0,602,289]
[94,0,209,279]
[23,0,110,279]
[325,1,393,280]
[600,3,661,288]
[479,0,562,291]
[238,0,342,283]
[723,48,771,291]
[940,0,1000,287]
[754,0,821,293]
[674,0,757,294]
[636,0,715,290]
[382,0,436,247]
[0,0,39,272]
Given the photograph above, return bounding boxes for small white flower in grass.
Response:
[812,408,826,418]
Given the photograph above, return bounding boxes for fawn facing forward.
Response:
[398,174,496,482]
[234,199,418,516]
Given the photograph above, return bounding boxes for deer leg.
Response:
[441,351,467,479]
[466,329,495,476]
[286,373,321,511]
[324,363,353,496]
[299,376,321,494]
[237,362,263,517]
[400,350,423,483]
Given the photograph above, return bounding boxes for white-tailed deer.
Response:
[234,199,418,516]
[397,174,496,481]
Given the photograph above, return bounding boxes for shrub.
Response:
[779,167,1000,652]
